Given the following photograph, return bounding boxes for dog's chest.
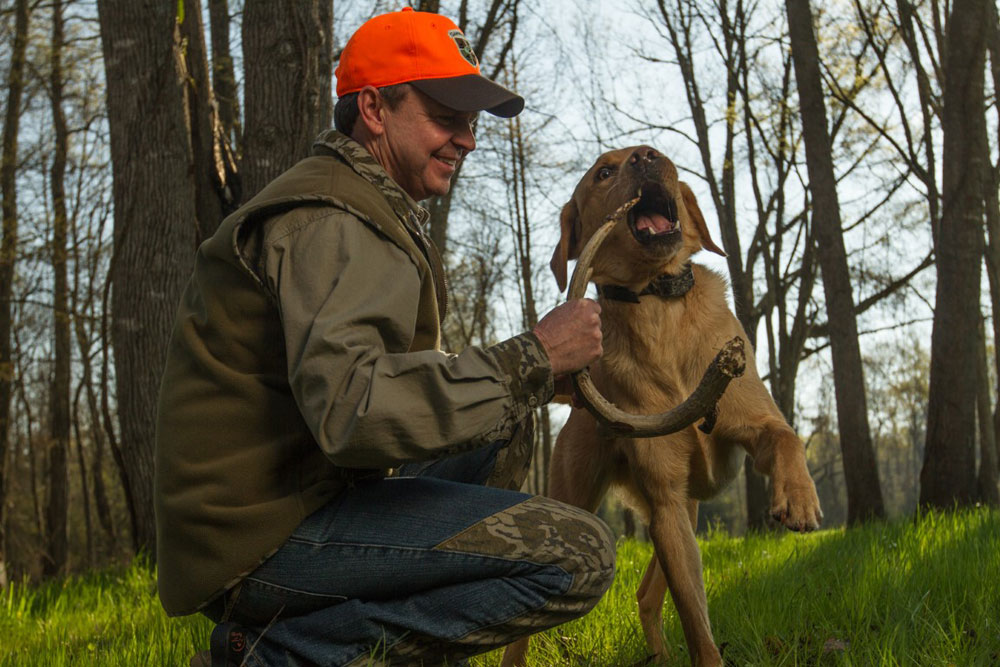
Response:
[598,300,699,409]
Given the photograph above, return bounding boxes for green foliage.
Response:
[2,509,998,666]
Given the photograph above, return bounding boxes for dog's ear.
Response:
[550,199,581,292]
[680,182,726,257]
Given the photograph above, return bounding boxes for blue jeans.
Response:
[203,440,616,666]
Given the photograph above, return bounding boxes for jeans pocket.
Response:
[232,575,349,627]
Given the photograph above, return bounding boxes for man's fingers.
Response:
[533,299,604,376]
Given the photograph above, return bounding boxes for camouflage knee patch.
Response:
[431,495,616,649]
[347,497,616,665]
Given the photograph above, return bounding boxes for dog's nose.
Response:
[628,147,661,170]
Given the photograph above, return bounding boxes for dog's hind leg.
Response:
[636,553,670,662]
[500,638,529,667]
[647,501,722,667]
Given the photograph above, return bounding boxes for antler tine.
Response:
[567,196,640,301]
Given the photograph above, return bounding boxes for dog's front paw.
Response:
[769,473,822,532]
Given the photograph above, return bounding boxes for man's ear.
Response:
[355,86,386,138]
[550,199,581,292]
[680,182,726,257]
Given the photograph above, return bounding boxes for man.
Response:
[156,8,614,667]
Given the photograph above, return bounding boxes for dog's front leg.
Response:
[648,502,722,667]
[748,420,823,531]
[636,500,698,663]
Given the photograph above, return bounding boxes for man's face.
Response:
[377,88,478,201]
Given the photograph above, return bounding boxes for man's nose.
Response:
[628,146,661,169]
[454,122,476,154]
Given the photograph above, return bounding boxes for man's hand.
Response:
[533,299,603,376]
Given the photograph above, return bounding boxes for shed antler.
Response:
[567,198,747,438]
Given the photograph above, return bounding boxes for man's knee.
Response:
[527,496,617,613]
[434,494,616,610]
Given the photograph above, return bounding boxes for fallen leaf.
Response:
[822,637,849,653]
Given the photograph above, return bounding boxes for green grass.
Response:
[2,507,998,666]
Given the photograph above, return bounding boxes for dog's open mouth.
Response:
[627,183,680,245]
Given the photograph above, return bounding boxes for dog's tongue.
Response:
[635,213,675,234]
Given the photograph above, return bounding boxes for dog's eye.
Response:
[596,166,614,181]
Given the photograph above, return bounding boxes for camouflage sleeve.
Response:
[267,211,555,469]
[485,332,554,420]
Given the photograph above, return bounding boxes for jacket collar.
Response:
[597,265,694,303]
[311,130,430,230]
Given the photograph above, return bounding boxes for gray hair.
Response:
[334,83,411,135]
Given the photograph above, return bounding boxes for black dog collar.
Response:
[597,265,694,303]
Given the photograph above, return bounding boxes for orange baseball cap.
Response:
[335,7,524,118]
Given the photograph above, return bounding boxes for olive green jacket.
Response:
[154,131,553,616]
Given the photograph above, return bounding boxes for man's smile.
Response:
[434,154,460,169]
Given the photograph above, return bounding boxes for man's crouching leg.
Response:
[348,494,616,666]
[215,463,614,666]
[439,495,615,645]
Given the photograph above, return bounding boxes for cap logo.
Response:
[448,29,478,67]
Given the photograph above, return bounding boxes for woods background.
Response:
[0,0,997,587]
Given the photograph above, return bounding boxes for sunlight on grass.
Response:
[1,508,997,666]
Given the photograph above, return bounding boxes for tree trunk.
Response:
[896,0,942,249]
[0,0,31,588]
[43,0,72,578]
[921,0,989,509]
[240,0,333,201]
[72,384,95,567]
[12,327,42,538]
[976,315,999,504]
[97,0,200,558]
[786,0,885,523]
[179,0,231,240]
[982,1,1000,496]
[622,505,636,539]
[70,234,115,542]
[207,0,241,153]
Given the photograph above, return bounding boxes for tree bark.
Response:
[0,0,31,588]
[43,0,72,578]
[70,228,115,542]
[72,383,95,567]
[97,0,200,558]
[786,0,885,524]
[920,0,989,509]
[240,0,333,201]
[982,1,1000,493]
[207,0,241,153]
[179,0,232,240]
[896,0,942,248]
[976,315,999,504]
